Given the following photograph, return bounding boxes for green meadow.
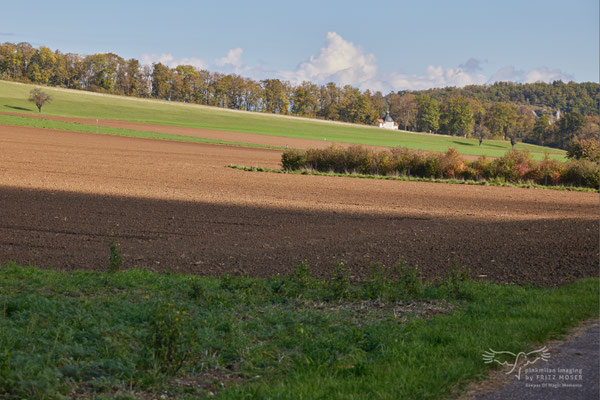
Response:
[0,80,566,160]
[0,263,597,399]
[0,114,278,150]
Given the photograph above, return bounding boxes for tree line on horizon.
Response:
[1,41,598,151]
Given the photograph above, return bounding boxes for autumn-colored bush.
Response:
[280,145,598,189]
[530,156,566,185]
[567,138,600,163]
[491,150,534,182]
[439,148,466,179]
[471,156,493,180]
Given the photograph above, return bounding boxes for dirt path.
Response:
[460,319,599,400]
[0,124,597,283]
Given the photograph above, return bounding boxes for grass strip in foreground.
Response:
[228,164,599,192]
[0,262,598,399]
[0,114,280,150]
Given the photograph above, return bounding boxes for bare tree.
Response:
[473,123,491,146]
[28,88,53,112]
[507,125,526,149]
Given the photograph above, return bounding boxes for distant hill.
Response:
[399,81,599,117]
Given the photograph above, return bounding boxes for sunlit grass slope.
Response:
[0,80,566,160]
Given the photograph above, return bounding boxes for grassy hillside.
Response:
[0,80,566,160]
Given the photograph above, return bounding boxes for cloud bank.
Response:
[141,32,574,92]
[139,53,207,70]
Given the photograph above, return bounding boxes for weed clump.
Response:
[108,234,123,273]
[440,260,471,299]
[328,262,352,300]
[143,302,191,375]
[394,259,425,299]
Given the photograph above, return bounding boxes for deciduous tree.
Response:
[390,94,418,131]
[416,95,440,133]
[28,88,52,112]
[473,124,491,146]
[440,96,474,136]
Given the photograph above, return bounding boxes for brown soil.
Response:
[0,124,597,285]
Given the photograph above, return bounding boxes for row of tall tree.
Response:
[1,42,598,150]
[386,92,599,149]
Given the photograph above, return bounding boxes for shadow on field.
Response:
[0,186,597,286]
[4,105,33,112]
[451,140,476,147]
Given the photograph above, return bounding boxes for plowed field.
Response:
[1,124,597,285]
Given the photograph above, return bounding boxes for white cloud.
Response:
[523,67,573,83]
[486,66,573,85]
[139,53,207,70]
[387,65,487,91]
[216,48,243,68]
[279,32,378,89]
[487,66,525,83]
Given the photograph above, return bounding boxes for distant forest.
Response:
[1,42,598,150]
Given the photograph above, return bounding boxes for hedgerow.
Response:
[282,145,599,189]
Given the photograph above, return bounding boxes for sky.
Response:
[1,0,598,92]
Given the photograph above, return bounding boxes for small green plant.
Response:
[329,262,352,300]
[290,260,313,289]
[108,234,123,273]
[276,260,315,298]
[188,277,208,302]
[442,260,471,299]
[394,259,424,299]
[143,302,191,375]
[363,263,390,300]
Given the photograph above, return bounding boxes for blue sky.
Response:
[1,0,597,92]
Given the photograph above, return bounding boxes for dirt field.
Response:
[0,124,597,285]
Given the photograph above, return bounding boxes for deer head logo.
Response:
[482,346,551,379]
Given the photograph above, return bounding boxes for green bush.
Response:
[562,160,600,189]
[344,145,373,174]
[281,149,307,170]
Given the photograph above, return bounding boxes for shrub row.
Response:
[281,145,599,189]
